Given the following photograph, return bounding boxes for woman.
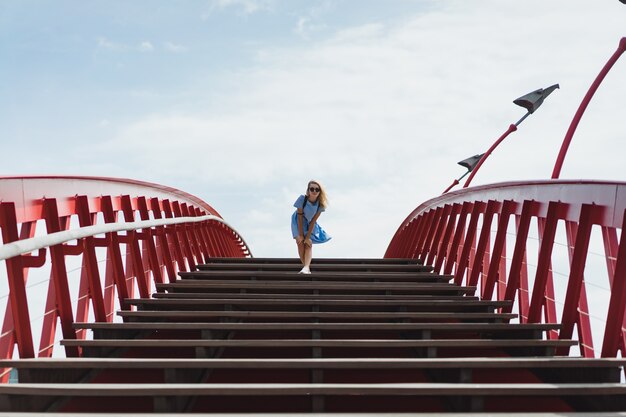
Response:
[291,180,331,274]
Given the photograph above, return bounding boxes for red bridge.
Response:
[0,37,625,416]
[0,175,625,414]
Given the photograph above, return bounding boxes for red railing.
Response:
[0,176,250,375]
[385,180,626,359]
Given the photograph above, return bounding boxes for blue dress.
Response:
[290,195,331,244]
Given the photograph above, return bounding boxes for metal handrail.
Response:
[0,176,252,364]
[385,179,626,360]
[0,214,252,262]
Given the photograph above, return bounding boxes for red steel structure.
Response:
[385,180,626,360]
[552,37,626,179]
[0,176,250,380]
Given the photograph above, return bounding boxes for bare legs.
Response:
[303,244,312,267]
[296,240,305,263]
[295,240,313,273]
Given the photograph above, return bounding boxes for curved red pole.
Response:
[552,37,626,179]
[442,179,459,194]
[463,123,517,188]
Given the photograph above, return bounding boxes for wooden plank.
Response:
[123,298,509,308]
[117,310,518,320]
[0,413,622,417]
[3,357,625,370]
[202,257,424,265]
[178,271,449,282]
[197,264,433,272]
[158,280,461,291]
[152,293,479,301]
[74,322,560,332]
[60,338,578,348]
[1,382,624,396]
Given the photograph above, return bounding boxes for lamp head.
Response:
[458,154,484,171]
[513,83,559,113]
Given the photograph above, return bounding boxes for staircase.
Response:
[1,258,625,413]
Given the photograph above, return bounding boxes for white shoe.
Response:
[298,266,311,274]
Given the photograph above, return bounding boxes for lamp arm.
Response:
[551,37,626,179]
[442,179,459,194]
[463,123,518,188]
[514,111,532,127]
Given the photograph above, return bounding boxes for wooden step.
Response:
[152,292,479,301]
[4,358,622,392]
[61,338,577,360]
[61,338,578,349]
[74,322,559,341]
[5,356,622,375]
[1,382,624,413]
[197,263,433,273]
[163,279,454,293]
[117,310,517,322]
[203,257,424,265]
[74,321,560,330]
[157,280,462,292]
[123,298,510,312]
[178,270,449,282]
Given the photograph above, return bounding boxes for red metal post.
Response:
[101,196,131,309]
[434,205,461,274]
[601,208,626,358]
[503,200,536,314]
[442,179,459,194]
[552,37,626,179]
[407,217,425,259]
[120,196,150,298]
[180,203,204,264]
[558,209,596,356]
[137,197,164,286]
[463,123,517,188]
[149,198,177,283]
[444,203,472,275]
[454,202,484,285]
[75,196,107,323]
[172,201,197,270]
[162,200,188,273]
[482,201,515,300]
[42,199,79,357]
[426,205,451,267]
[469,201,499,287]
[0,203,36,358]
[528,202,565,322]
[414,210,435,261]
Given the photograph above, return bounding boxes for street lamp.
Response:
[551,37,626,179]
[442,154,484,193]
[462,84,560,188]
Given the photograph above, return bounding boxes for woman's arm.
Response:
[304,211,322,246]
[296,208,304,244]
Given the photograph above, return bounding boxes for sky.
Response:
[1,0,625,259]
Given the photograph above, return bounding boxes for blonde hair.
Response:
[306,180,328,209]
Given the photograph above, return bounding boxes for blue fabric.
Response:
[291,195,331,244]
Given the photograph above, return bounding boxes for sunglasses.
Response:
[309,187,320,193]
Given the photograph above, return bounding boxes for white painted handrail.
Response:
[0,215,252,262]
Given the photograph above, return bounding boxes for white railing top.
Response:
[0,215,252,262]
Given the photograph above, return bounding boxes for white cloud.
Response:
[97,36,127,51]
[204,0,275,17]
[97,37,156,53]
[164,41,189,53]
[94,0,625,257]
[138,41,154,52]
[294,17,328,40]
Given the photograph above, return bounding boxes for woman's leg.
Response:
[296,239,305,263]
[303,244,313,268]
